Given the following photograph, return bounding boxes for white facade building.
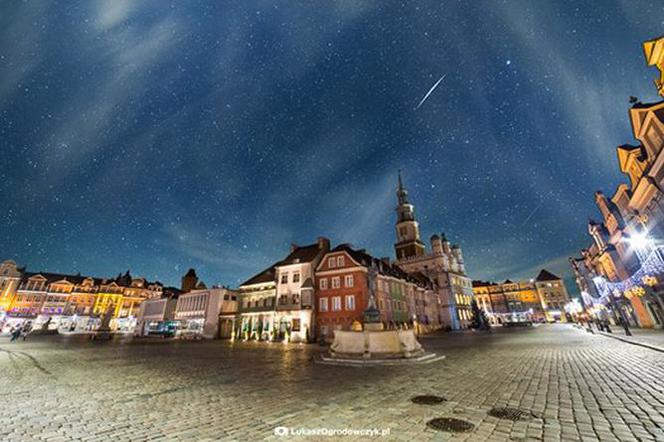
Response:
[174,287,238,339]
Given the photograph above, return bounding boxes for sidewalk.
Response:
[593,326,664,353]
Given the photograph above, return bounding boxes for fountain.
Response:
[316,262,444,366]
[90,304,114,341]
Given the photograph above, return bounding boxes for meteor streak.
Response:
[415,74,446,110]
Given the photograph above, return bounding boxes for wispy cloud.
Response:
[39,9,183,187]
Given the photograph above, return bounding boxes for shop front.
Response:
[176,317,205,338]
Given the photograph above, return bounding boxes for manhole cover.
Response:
[426,417,474,433]
[488,407,534,421]
[411,395,446,405]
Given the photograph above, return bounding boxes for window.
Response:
[344,275,354,287]
[281,274,288,284]
[292,318,301,331]
[319,278,328,290]
[332,296,342,311]
[328,257,336,268]
[337,256,345,267]
[332,277,340,289]
[293,272,300,283]
[345,295,355,311]
[319,297,328,312]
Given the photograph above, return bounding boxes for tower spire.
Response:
[394,169,425,259]
[396,170,410,206]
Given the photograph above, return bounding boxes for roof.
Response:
[328,244,433,289]
[276,243,325,266]
[24,272,89,285]
[240,241,327,287]
[301,277,315,289]
[184,268,197,277]
[472,280,497,288]
[535,269,561,282]
[23,270,160,288]
[163,286,183,298]
[240,266,276,287]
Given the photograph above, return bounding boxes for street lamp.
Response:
[623,231,654,263]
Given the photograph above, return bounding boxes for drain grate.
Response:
[426,417,475,433]
[488,406,534,421]
[411,395,446,405]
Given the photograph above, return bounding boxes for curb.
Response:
[313,353,446,367]
[598,331,664,353]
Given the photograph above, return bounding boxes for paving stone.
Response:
[1,324,663,441]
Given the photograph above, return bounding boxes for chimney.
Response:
[317,236,330,251]
[290,243,299,253]
[381,257,391,266]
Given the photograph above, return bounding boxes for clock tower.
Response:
[394,171,426,260]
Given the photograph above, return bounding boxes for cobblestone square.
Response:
[1,324,663,441]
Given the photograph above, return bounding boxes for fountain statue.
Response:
[91,304,114,341]
[316,261,443,366]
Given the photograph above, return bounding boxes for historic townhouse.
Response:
[62,276,101,330]
[315,244,437,341]
[135,286,181,336]
[534,270,571,322]
[391,172,474,330]
[571,37,664,329]
[174,287,238,339]
[472,272,563,324]
[10,273,54,326]
[0,261,162,333]
[0,260,22,313]
[237,238,329,342]
[237,266,277,340]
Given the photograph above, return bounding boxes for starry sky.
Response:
[1,1,663,292]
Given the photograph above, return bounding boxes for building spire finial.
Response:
[398,169,403,190]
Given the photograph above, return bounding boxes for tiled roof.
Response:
[535,269,561,282]
[240,241,327,287]
[240,266,276,287]
[329,244,433,289]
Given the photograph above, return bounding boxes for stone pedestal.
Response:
[330,329,424,359]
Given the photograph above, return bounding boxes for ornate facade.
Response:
[472,270,567,325]
[392,172,474,330]
[0,260,162,333]
[571,36,664,329]
[237,238,329,342]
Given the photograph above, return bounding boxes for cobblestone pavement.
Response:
[593,326,664,350]
[1,324,663,442]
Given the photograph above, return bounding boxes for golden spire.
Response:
[643,36,664,97]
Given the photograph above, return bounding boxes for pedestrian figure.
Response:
[10,326,21,342]
[21,322,32,340]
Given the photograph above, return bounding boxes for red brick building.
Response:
[314,244,437,340]
[314,245,369,340]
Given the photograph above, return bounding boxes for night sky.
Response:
[1,2,663,292]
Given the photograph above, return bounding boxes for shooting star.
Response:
[415,74,446,110]
[520,198,545,227]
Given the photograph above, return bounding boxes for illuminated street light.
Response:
[623,231,654,262]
